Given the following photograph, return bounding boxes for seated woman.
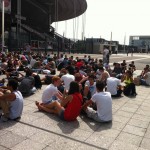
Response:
[35,81,83,121]
[121,70,137,96]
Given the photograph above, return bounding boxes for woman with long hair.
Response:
[35,81,82,121]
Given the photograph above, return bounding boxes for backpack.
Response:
[34,74,42,89]
[18,77,33,96]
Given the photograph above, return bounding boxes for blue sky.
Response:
[52,0,150,44]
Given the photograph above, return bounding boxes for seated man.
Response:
[112,63,123,79]
[0,79,24,121]
[82,81,112,123]
[128,61,136,73]
[106,74,123,97]
[18,68,36,96]
[83,75,96,100]
[140,68,150,86]
[41,76,63,104]
[61,68,75,91]
[121,60,127,73]
[98,67,110,84]
[139,65,150,78]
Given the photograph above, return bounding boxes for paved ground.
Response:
[0,53,150,150]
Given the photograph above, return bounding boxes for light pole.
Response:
[17,0,21,51]
[2,0,5,52]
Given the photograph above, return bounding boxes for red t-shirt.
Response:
[64,93,82,121]
[76,62,83,69]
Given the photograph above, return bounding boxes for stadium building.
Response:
[0,0,87,51]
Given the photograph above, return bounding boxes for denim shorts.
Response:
[59,109,65,120]
[44,100,53,104]
[140,79,150,86]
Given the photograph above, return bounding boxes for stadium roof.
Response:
[24,0,87,22]
[19,0,87,32]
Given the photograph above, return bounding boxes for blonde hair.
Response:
[52,76,60,84]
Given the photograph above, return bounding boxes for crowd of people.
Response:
[0,50,150,122]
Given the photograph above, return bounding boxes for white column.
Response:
[124,33,126,53]
[109,31,112,51]
[2,0,5,52]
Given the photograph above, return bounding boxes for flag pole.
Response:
[124,33,126,53]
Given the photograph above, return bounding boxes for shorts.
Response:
[44,99,54,104]
[44,96,57,104]
[58,109,65,120]
[140,79,150,86]
[86,107,111,123]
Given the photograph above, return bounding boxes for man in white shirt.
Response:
[106,75,122,97]
[82,81,112,122]
[61,69,75,91]
[41,76,63,104]
[103,46,110,64]
[0,79,24,121]
[30,56,36,68]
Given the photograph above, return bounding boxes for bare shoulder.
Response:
[67,95,73,100]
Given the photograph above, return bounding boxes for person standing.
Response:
[103,46,109,64]
[131,48,134,57]
[25,43,31,53]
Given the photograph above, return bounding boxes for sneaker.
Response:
[83,97,88,104]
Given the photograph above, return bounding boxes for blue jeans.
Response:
[140,79,149,86]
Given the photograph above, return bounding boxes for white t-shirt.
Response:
[103,49,109,57]
[42,84,58,103]
[9,91,24,119]
[30,58,36,67]
[85,81,96,96]
[92,92,112,121]
[106,77,121,95]
[96,69,102,79]
[61,73,75,90]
